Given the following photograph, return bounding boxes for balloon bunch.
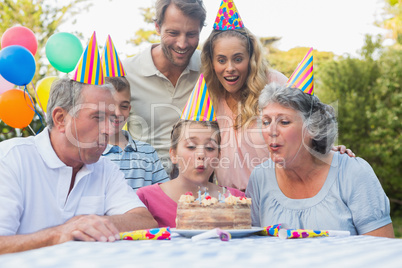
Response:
[0,26,37,130]
[0,26,83,132]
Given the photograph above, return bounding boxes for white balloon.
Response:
[0,74,14,94]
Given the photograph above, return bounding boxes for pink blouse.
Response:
[215,98,270,191]
[215,70,288,190]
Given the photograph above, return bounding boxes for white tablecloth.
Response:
[1,234,401,268]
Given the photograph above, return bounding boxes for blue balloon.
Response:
[0,45,36,86]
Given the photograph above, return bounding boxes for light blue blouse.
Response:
[245,152,392,235]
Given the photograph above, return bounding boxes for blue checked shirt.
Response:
[102,130,169,191]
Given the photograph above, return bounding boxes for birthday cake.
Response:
[175,192,252,230]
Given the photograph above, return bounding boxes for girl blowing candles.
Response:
[136,75,244,228]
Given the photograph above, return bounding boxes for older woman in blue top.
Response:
[246,83,394,237]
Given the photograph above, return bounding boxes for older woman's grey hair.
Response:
[258,83,338,154]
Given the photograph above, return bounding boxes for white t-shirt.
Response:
[0,128,145,235]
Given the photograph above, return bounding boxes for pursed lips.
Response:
[195,165,205,171]
[269,143,281,151]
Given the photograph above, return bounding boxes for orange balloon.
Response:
[0,89,35,128]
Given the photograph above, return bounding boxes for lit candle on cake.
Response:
[197,186,201,204]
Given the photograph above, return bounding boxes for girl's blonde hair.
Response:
[201,27,269,129]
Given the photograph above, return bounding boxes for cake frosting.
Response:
[175,192,252,230]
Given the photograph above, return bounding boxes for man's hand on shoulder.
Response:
[332,145,356,157]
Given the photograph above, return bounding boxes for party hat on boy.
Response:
[101,35,126,77]
[73,31,104,85]
[181,73,216,121]
[213,0,244,30]
[286,47,314,95]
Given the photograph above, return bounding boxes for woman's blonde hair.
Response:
[201,27,269,129]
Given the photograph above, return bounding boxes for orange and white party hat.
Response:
[73,31,104,85]
[181,74,216,121]
[101,35,126,77]
[213,0,244,30]
[286,47,314,95]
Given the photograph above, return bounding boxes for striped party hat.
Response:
[286,47,314,95]
[73,31,104,85]
[213,0,244,30]
[181,74,216,121]
[101,35,126,77]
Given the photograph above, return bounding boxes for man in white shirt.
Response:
[124,0,206,175]
[0,78,157,254]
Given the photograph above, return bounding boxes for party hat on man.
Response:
[286,47,314,95]
[181,73,216,121]
[101,35,126,77]
[213,0,244,30]
[73,31,104,85]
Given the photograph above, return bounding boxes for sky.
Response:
[59,0,390,59]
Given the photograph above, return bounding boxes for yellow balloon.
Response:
[36,76,58,113]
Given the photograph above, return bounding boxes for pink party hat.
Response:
[73,32,104,85]
[286,47,314,95]
[213,0,244,30]
[181,74,216,121]
[101,35,126,77]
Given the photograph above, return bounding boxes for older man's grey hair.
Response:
[46,78,114,130]
[258,83,338,154]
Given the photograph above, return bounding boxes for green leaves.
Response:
[318,36,402,208]
[0,0,87,139]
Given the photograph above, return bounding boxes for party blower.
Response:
[191,228,231,242]
[120,227,171,240]
[278,228,350,239]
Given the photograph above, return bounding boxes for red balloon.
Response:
[1,26,38,56]
[0,89,35,129]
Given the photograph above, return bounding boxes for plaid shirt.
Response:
[102,130,169,191]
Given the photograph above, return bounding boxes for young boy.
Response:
[103,77,169,191]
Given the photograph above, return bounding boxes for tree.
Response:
[368,46,402,208]
[127,6,159,50]
[0,0,88,141]
[380,0,402,44]
[268,47,335,79]
[318,35,402,211]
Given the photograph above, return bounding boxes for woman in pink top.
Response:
[201,26,289,191]
[201,27,353,191]
[136,120,245,228]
